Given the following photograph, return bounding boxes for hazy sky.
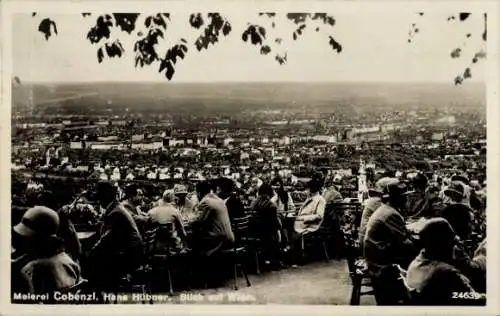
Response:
[12,12,486,83]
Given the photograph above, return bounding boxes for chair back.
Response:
[142,227,158,258]
[231,215,251,243]
[61,278,89,294]
[157,222,177,252]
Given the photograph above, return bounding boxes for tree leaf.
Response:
[32,12,37,17]
[464,67,471,79]
[275,53,287,65]
[113,13,139,34]
[97,47,104,63]
[260,45,271,55]
[328,36,342,53]
[258,26,266,38]
[454,75,463,85]
[459,13,471,21]
[159,59,167,73]
[165,61,175,80]
[222,22,232,36]
[82,13,91,17]
[38,18,58,40]
[450,48,461,58]
[190,13,204,29]
[287,13,309,24]
[242,30,249,42]
[482,13,487,41]
[145,16,152,28]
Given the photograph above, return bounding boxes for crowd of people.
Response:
[11,164,487,305]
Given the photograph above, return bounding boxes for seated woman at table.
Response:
[270,179,296,216]
[293,173,327,236]
[406,218,485,305]
[12,206,82,299]
[288,173,327,265]
[437,181,473,241]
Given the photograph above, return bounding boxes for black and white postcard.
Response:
[1,0,499,315]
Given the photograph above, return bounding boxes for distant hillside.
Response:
[12,82,486,114]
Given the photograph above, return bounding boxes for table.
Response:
[406,218,431,234]
[77,231,96,240]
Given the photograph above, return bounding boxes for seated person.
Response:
[406,218,485,305]
[190,180,235,257]
[437,181,473,241]
[363,178,416,305]
[358,177,392,249]
[293,172,327,236]
[249,183,284,269]
[147,190,187,253]
[12,206,82,299]
[87,182,144,292]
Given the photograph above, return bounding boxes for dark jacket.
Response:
[437,203,473,241]
[249,195,281,237]
[225,193,246,223]
[88,201,144,289]
[56,210,83,263]
[364,203,415,277]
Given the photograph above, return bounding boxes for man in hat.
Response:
[406,218,485,305]
[405,173,429,218]
[12,206,81,297]
[358,177,392,249]
[363,178,416,305]
[173,184,196,221]
[87,181,144,292]
[437,181,473,241]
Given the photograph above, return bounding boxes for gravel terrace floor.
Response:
[121,259,376,305]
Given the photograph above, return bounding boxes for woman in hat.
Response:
[293,172,327,236]
[12,206,82,297]
[406,218,484,305]
[437,181,473,241]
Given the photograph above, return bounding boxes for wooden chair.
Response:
[345,237,374,305]
[242,209,265,274]
[111,228,157,304]
[219,215,252,290]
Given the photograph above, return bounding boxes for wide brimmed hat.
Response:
[14,206,60,238]
[369,177,396,196]
[380,178,413,199]
[444,181,465,199]
[173,184,188,195]
[419,217,456,248]
[451,173,470,185]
